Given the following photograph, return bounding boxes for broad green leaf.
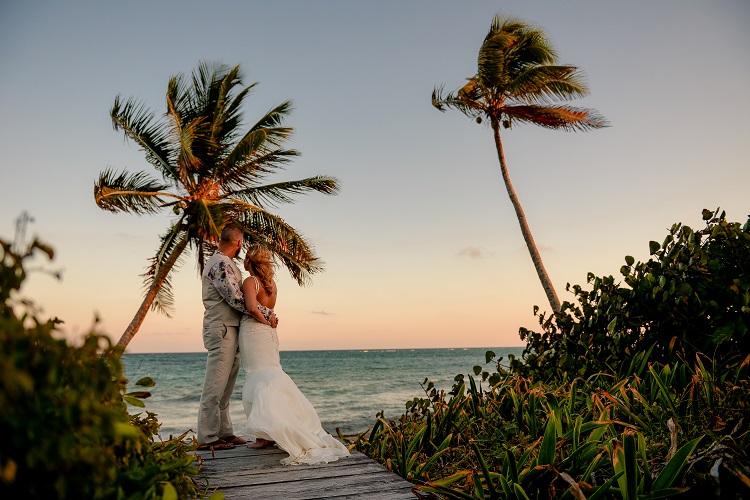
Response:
[135,376,156,387]
[587,471,623,500]
[623,433,638,500]
[651,436,702,490]
[471,442,497,497]
[499,474,513,498]
[537,417,556,466]
[506,448,518,483]
[612,441,626,492]
[430,470,471,487]
[421,484,476,500]
[513,482,532,500]
[124,395,146,407]
[472,474,486,499]
[161,482,178,500]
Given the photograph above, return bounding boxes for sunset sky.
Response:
[1,1,748,353]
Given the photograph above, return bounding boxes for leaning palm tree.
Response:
[95,62,339,353]
[432,15,607,313]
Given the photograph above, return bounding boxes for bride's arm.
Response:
[242,278,273,326]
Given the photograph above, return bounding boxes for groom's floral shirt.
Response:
[207,252,247,314]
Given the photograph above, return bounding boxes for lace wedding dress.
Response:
[238,312,350,465]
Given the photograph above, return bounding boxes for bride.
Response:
[238,243,350,465]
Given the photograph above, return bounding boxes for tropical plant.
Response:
[432,14,607,312]
[0,234,210,499]
[352,209,750,498]
[516,208,750,381]
[355,350,748,498]
[94,61,339,352]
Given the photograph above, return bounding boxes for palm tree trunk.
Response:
[114,237,189,355]
[491,119,561,313]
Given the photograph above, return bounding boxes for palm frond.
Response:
[94,168,177,213]
[478,29,517,89]
[217,103,295,180]
[502,104,609,131]
[510,26,556,66]
[248,100,294,134]
[166,90,196,185]
[111,96,177,181]
[432,84,484,119]
[218,149,301,189]
[230,203,323,285]
[227,176,340,208]
[210,66,255,146]
[509,65,589,103]
[142,223,187,317]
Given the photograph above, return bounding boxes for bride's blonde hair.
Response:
[244,243,275,295]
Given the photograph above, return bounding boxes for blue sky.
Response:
[1,1,748,352]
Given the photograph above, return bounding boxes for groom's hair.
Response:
[220,224,243,244]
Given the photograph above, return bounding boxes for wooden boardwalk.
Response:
[194,445,418,499]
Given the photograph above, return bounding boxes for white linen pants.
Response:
[197,324,241,444]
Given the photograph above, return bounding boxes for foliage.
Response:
[431,14,606,131]
[93,61,339,349]
[516,208,750,381]
[352,209,750,498]
[0,236,210,499]
[354,354,749,498]
[432,13,608,313]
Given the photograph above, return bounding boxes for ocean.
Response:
[122,347,524,438]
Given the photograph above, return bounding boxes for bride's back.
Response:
[256,279,277,310]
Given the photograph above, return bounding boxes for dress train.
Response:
[239,317,350,465]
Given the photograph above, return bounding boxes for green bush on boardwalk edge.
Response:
[0,237,222,499]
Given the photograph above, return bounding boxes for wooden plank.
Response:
[194,446,288,461]
[194,445,417,499]
[198,451,372,475]
[200,455,375,482]
[202,461,386,488]
[213,471,414,499]
[324,492,416,500]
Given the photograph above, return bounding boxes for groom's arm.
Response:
[207,261,247,314]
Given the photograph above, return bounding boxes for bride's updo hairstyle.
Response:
[244,243,275,295]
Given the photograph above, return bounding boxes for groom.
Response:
[197,223,277,450]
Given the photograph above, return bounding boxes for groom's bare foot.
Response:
[247,439,273,449]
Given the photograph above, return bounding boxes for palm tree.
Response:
[95,62,339,353]
[432,15,607,313]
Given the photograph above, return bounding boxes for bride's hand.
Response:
[270,313,279,328]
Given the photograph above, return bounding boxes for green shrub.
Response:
[354,209,750,498]
[0,237,203,499]
[516,208,750,381]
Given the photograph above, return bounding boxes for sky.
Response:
[1,1,748,353]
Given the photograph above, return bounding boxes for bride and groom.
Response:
[196,224,349,465]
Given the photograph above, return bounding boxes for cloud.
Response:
[312,310,334,316]
[457,247,484,259]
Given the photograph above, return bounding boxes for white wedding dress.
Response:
[238,307,350,465]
